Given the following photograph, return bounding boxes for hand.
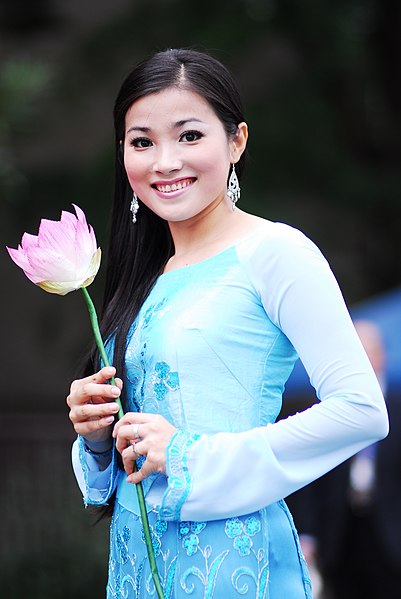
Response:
[299,535,317,567]
[112,413,177,484]
[67,366,122,444]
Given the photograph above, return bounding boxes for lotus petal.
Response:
[6,205,101,295]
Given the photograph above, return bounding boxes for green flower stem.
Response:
[80,286,165,599]
[80,286,124,419]
[134,464,165,599]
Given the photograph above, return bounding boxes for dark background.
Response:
[1,1,400,597]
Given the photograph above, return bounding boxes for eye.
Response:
[130,137,153,149]
[179,130,204,143]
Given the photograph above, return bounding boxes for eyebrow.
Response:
[126,118,205,134]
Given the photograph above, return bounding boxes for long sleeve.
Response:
[159,224,388,522]
[72,435,119,505]
[70,335,121,506]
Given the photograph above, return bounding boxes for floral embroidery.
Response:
[160,430,201,520]
[225,516,261,557]
[116,525,131,564]
[142,298,168,328]
[153,361,179,401]
[141,518,169,558]
[179,521,207,556]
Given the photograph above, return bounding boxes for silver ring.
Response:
[132,423,140,440]
[132,442,140,458]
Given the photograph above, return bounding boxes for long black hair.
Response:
[91,48,247,404]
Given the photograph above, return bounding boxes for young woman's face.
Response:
[123,87,246,224]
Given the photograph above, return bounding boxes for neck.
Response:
[168,198,240,257]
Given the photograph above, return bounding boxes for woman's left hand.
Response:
[112,413,177,484]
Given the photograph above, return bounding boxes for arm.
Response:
[159,226,388,521]
[67,366,122,505]
[71,435,120,506]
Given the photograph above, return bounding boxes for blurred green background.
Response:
[1,1,400,597]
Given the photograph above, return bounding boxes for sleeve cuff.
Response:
[159,430,201,521]
[76,435,119,505]
[83,436,114,455]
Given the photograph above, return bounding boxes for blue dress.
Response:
[73,222,388,598]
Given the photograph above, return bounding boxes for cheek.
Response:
[124,156,145,188]
[200,157,230,188]
[193,147,230,178]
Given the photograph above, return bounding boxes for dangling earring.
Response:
[130,192,139,223]
[227,164,240,210]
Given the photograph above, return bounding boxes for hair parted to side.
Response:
[114,48,246,177]
[89,48,247,412]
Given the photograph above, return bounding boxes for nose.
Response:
[153,143,182,174]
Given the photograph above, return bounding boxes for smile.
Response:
[152,178,196,194]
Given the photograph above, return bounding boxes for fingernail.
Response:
[111,386,120,396]
[105,416,114,425]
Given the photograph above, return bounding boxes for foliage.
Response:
[3,0,400,300]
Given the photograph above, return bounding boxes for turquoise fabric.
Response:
[105,229,310,597]
[74,223,387,597]
[106,500,311,598]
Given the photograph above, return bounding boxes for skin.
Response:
[67,86,266,485]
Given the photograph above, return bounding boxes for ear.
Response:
[230,122,248,163]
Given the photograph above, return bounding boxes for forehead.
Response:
[125,87,220,129]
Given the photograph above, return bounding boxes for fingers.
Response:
[70,401,120,432]
[66,366,123,442]
[127,461,154,484]
[112,411,150,434]
[121,442,141,476]
[120,443,155,484]
[113,413,177,482]
[67,367,122,409]
[114,420,149,454]
[121,442,160,484]
[70,366,116,393]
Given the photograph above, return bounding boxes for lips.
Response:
[151,177,196,194]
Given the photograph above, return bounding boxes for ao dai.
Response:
[73,222,388,598]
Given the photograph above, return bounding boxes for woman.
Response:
[67,48,388,598]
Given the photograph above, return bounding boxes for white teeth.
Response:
[156,179,193,193]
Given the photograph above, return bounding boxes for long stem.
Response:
[80,286,164,598]
[80,286,124,419]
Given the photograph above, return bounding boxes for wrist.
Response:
[83,436,113,454]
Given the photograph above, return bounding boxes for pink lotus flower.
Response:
[6,204,101,296]
[6,203,163,597]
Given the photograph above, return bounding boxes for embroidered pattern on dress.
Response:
[160,430,201,521]
[108,510,144,598]
[180,545,230,597]
[225,516,261,556]
[142,298,169,328]
[141,518,169,558]
[153,361,180,401]
[179,521,207,556]
[231,548,270,598]
[117,525,131,564]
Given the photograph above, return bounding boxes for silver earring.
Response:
[227,164,240,210]
[130,192,139,223]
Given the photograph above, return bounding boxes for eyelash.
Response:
[180,130,204,142]
[129,130,204,148]
[130,137,151,148]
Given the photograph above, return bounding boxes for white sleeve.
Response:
[159,225,388,522]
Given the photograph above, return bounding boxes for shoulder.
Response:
[237,219,325,266]
[236,219,340,325]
